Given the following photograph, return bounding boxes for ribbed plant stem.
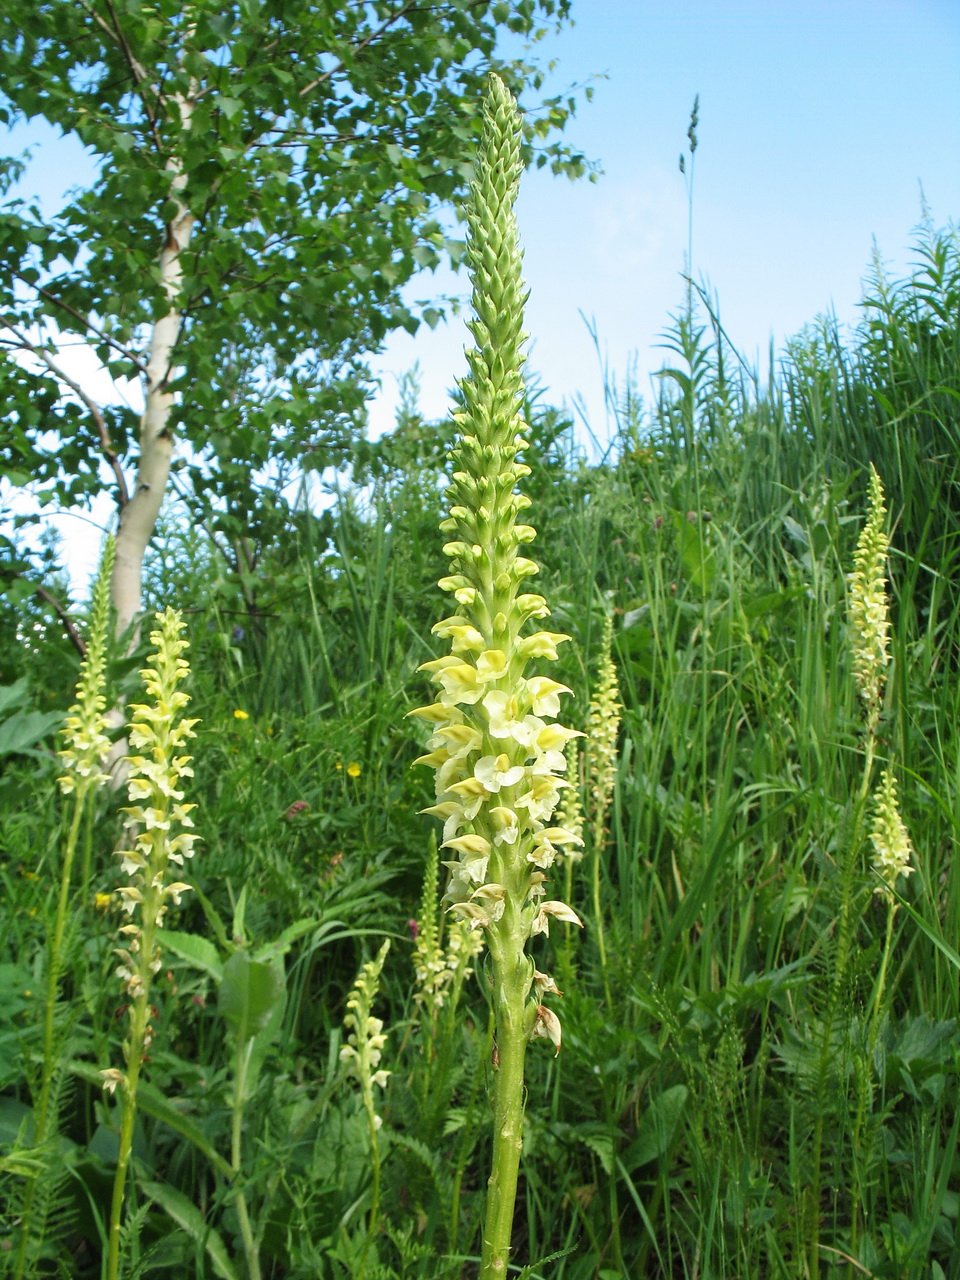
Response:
[107,995,149,1280]
[479,958,528,1279]
[808,736,875,1280]
[231,1039,261,1280]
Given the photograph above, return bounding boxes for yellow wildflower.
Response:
[233,708,249,721]
[870,769,914,902]
[347,761,362,778]
[848,464,889,721]
[94,892,113,912]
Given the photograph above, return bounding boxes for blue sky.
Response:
[381,0,960,442]
[3,0,959,583]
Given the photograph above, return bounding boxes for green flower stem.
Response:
[107,994,150,1280]
[231,1038,262,1280]
[867,903,897,1043]
[360,1062,383,1242]
[79,779,97,896]
[848,900,898,1258]
[480,956,529,1278]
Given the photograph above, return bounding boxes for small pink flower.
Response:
[285,800,309,820]
[407,918,419,941]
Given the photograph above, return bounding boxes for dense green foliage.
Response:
[1,218,959,1278]
[0,0,588,629]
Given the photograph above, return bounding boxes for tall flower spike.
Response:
[58,535,116,795]
[340,940,391,1236]
[870,769,914,902]
[556,740,585,863]
[849,464,889,725]
[104,608,199,1280]
[587,608,621,827]
[410,74,581,1279]
[112,606,199,987]
[586,607,621,993]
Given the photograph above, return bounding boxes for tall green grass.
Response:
[0,219,958,1278]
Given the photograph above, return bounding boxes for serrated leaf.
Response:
[161,930,224,982]
[215,96,243,120]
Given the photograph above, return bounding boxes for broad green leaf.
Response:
[0,708,63,757]
[623,1086,688,1171]
[0,680,28,717]
[219,951,285,1041]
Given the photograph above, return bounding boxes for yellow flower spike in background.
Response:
[411,73,582,1280]
[870,768,914,902]
[56,536,115,797]
[104,608,199,1280]
[848,463,889,731]
[15,536,116,1280]
[341,940,392,1243]
[586,606,622,1002]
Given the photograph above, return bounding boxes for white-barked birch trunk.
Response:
[113,90,196,643]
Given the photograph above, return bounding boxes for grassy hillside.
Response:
[1,219,958,1279]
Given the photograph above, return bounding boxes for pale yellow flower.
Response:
[870,769,914,902]
[849,464,889,718]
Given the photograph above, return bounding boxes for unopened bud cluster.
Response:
[412,74,581,1052]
